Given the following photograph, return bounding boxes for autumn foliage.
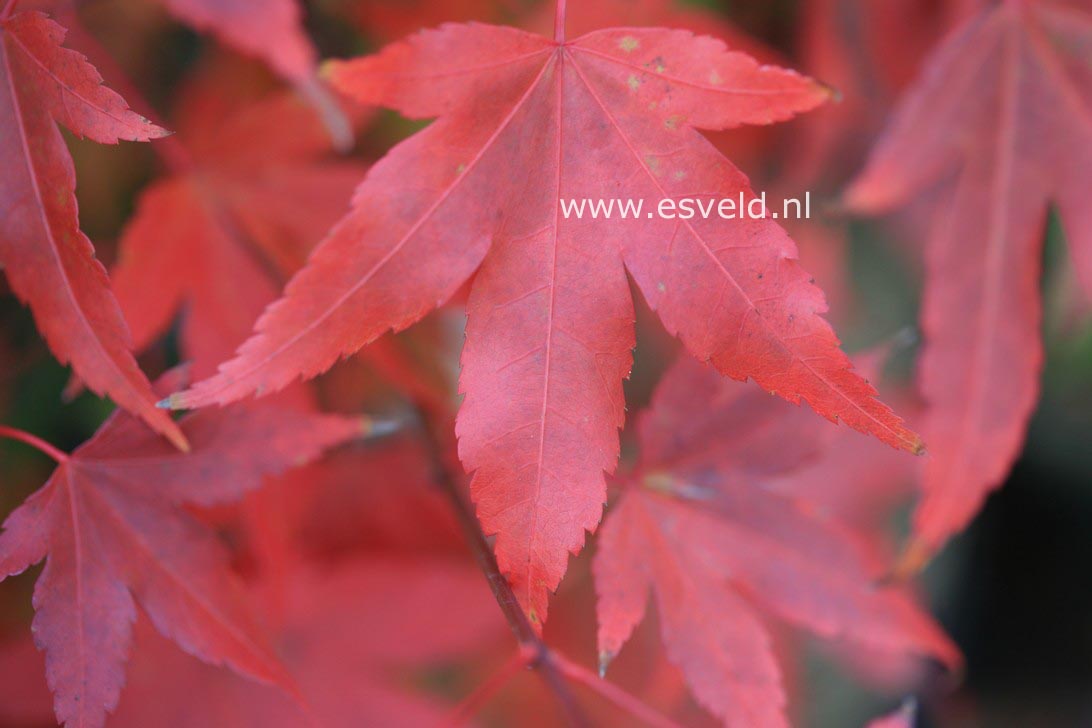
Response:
[0,0,1089,726]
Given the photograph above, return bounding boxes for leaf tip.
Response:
[815,79,842,104]
[165,427,191,454]
[883,539,934,584]
[597,650,614,678]
[362,416,400,439]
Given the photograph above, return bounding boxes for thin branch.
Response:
[413,410,588,728]
[447,648,530,726]
[552,651,683,728]
[0,425,68,464]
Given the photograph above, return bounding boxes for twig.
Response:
[552,651,684,728]
[414,410,589,728]
[0,425,68,464]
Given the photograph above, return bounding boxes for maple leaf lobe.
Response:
[845,0,1092,555]
[0,10,184,450]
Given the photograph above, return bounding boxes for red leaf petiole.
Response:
[0,424,68,464]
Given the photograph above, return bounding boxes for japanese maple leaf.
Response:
[109,559,500,728]
[165,13,923,627]
[787,0,974,187]
[111,69,364,377]
[150,0,315,84]
[0,559,501,728]
[0,9,185,449]
[595,357,958,727]
[845,0,1092,561]
[0,375,364,728]
[146,0,353,147]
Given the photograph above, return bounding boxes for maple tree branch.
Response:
[411,409,588,728]
[552,651,683,728]
[554,0,567,43]
[447,648,530,726]
[0,425,68,464]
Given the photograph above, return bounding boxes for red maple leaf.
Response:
[0,9,184,449]
[152,0,315,83]
[111,63,365,377]
[0,371,364,728]
[0,558,503,728]
[116,560,499,727]
[164,15,922,627]
[595,357,958,726]
[845,0,1092,561]
[786,0,974,188]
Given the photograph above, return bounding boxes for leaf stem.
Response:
[551,652,683,728]
[413,410,588,727]
[447,648,530,726]
[295,75,354,153]
[554,0,566,43]
[1,0,18,21]
[0,425,68,464]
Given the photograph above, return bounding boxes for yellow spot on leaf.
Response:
[619,36,639,53]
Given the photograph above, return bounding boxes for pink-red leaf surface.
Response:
[846,0,1092,558]
[153,0,316,81]
[166,20,922,627]
[0,558,502,728]
[0,383,362,728]
[0,10,184,449]
[595,357,957,726]
[111,69,364,377]
[104,559,502,728]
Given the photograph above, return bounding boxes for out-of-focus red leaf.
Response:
[113,559,500,727]
[787,0,975,187]
[110,64,365,377]
[271,436,464,560]
[846,0,1092,560]
[154,0,315,82]
[595,357,958,727]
